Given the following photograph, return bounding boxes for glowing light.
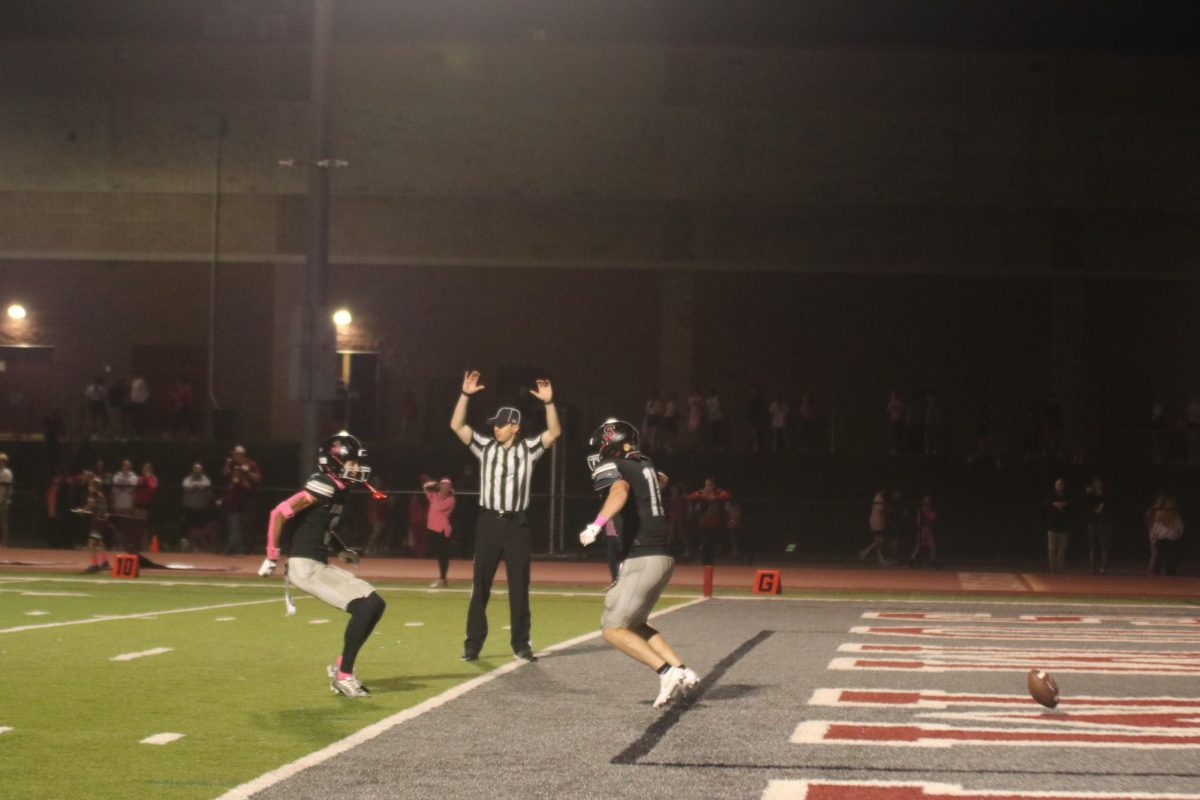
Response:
[7,304,26,320]
[332,308,352,327]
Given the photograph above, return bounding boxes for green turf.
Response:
[0,572,638,800]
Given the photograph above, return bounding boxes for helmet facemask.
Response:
[319,433,372,484]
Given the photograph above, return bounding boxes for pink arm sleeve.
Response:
[266,491,309,558]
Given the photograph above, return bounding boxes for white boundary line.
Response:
[111,646,173,662]
[215,596,709,800]
[4,573,1198,609]
[2,575,1200,606]
[0,597,298,634]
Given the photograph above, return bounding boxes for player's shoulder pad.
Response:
[590,460,622,492]
[304,472,337,498]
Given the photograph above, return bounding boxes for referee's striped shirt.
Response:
[468,432,546,512]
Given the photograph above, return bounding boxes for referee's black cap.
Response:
[487,406,521,426]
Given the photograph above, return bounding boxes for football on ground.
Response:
[1027,668,1060,708]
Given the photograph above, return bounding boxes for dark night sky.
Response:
[1,0,1198,55]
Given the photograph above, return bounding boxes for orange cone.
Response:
[150,535,160,554]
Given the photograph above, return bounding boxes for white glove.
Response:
[258,558,277,577]
[579,524,601,547]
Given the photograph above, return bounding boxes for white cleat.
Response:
[681,667,701,691]
[653,666,687,709]
[330,673,371,698]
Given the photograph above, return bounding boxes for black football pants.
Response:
[465,512,531,654]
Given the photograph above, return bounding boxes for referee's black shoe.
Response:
[514,647,538,662]
[460,649,479,662]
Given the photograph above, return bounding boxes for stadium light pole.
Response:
[300,0,336,483]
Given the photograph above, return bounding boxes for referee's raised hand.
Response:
[529,378,553,404]
[462,370,485,395]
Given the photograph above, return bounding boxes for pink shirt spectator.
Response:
[423,479,456,536]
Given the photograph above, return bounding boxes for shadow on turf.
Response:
[698,682,764,701]
[634,682,764,707]
[367,672,471,692]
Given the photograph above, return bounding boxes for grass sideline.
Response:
[0,573,647,800]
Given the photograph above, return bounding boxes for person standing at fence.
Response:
[110,459,138,552]
[1084,475,1113,574]
[859,489,889,565]
[424,477,456,587]
[1147,495,1184,576]
[909,495,938,569]
[0,453,12,548]
[79,478,112,573]
[221,445,261,555]
[132,461,158,552]
[1045,477,1072,574]
[450,370,560,662]
[687,478,731,564]
[181,462,215,552]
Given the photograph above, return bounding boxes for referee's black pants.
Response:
[465,511,532,654]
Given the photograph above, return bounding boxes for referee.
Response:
[451,370,561,662]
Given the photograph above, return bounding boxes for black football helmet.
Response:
[318,431,371,483]
[586,418,640,471]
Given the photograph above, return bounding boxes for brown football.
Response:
[1027,668,1060,708]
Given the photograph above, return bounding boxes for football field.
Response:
[3,571,1200,800]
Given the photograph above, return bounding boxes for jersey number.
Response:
[641,468,664,517]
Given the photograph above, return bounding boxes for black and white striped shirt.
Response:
[468,432,546,512]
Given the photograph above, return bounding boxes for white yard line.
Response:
[111,647,173,662]
[0,597,298,635]
[0,588,89,596]
[140,732,185,745]
[215,595,708,800]
[0,726,12,735]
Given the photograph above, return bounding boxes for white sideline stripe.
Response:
[215,596,708,800]
[0,589,89,596]
[0,597,296,635]
[111,647,173,662]
[9,573,1200,610]
[140,732,185,745]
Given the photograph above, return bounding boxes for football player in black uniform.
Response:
[259,432,387,698]
[579,419,700,708]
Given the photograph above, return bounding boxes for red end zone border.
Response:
[762,780,1200,800]
[849,624,1200,644]
[790,720,1200,748]
[863,612,1200,627]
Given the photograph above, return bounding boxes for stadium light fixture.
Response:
[332,308,352,327]
[7,304,26,320]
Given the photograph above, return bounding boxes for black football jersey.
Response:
[590,454,668,556]
[288,472,347,563]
